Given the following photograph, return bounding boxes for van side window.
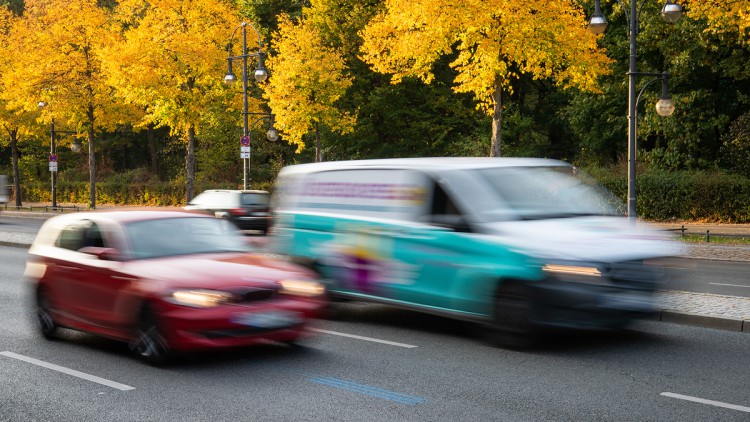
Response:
[431,183,460,216]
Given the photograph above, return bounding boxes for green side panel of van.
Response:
[273,212,544,318]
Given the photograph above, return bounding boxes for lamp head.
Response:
[224,59,237,84]
[655,98,675,116]
[266,127,279,142]
[588,0,608,34]
[254,52,268,82]
[656,72,675,116]
[224,73,238,84]
[661,1,683,23]
[588,13,608,34]
[70,140,82,153]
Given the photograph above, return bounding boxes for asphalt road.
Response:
[1,251,749,421]
[661,259,750,298]
[0,216,44,235]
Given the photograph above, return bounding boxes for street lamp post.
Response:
[589,0,682,220]
[38,101,76,209]
[224,22,272,190]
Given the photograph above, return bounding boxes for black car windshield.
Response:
[124,217,250,259]
[241,193,269,206]
[474,166,624,221]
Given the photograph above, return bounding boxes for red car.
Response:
[24,209,327,364]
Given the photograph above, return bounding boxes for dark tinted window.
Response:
[240,193,269,206]
[57,221,106,250]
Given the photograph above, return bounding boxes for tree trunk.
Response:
[314,123,325,162]
[186,126,196,203]
[491,83,503,157]
[147,126,159,177]
[87,106,96,209]
[10,130,21,206]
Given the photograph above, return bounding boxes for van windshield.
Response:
[474,166,624,221]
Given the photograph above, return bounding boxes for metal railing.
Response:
[665,225,750,243]
[1,204,82,213]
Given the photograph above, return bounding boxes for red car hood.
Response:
[121,252,316,291]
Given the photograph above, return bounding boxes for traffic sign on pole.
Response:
[240,135,250,146]
[49,154,58,162]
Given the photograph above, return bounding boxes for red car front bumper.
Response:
[156,298,324,352]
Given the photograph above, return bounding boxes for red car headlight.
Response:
[169,290,233,308]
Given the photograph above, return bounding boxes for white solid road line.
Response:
[709,283,750,288]
[310,328,418,348]
[0,351,135,391]
[661,392,750,413]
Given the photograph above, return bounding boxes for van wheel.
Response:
[488,282,538,349]
[130,307,170,365]
[36,289,58,340]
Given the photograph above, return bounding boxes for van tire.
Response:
[488,281,538,349]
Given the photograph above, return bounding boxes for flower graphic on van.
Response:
[341,245,383,294]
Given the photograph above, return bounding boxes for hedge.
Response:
[588,169,750,222]
[11,180,275,207]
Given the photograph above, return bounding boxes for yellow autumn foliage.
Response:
[360,0,614,114]
[265,13,355,152]
[1,0,135,132]
[104,0,244,136]
[682,0,750,44]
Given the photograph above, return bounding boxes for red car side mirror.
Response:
[78,246,121,261]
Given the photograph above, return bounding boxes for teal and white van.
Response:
[268,158,680,346]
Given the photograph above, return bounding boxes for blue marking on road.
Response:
[309,377,425,405]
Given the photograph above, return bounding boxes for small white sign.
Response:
[240,146,250,153]
[49,162,58,172]
[240,152,250,159]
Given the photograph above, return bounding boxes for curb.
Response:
[0,240,31,249]
[654,310,749,333]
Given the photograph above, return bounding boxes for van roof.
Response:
[279,157,569,175]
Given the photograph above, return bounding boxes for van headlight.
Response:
[279,279,326,297]
[542,264,602,277]
[170,290,233,307]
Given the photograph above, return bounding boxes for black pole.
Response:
[50,119,57,208]
[627,0,638,221]
[242,23,249,190]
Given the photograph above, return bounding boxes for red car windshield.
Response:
[124,217,250,259]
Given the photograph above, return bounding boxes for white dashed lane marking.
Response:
[1,351,135,391]
[661,392,750,413]
[310,328,418,348]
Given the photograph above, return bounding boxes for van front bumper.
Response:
[532,281,657,329]
[532,261,665,329]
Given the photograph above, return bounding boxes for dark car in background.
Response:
[185,189,271,234]
[24,209,326,365]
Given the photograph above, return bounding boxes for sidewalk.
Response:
[2,206,750,333]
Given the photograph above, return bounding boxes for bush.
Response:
[16,180,275,207]
[587,167,750,222]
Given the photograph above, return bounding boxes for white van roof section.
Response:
[279,157,569,175]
